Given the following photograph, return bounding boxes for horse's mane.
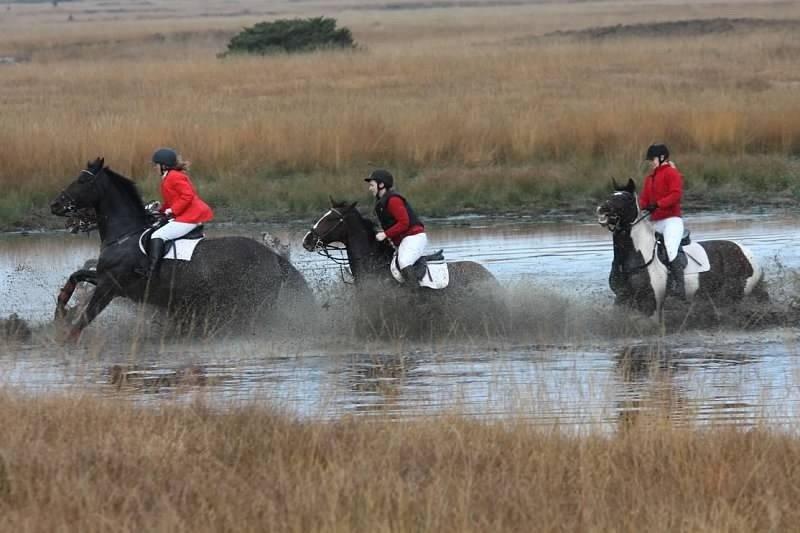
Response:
[331,200,379,233]
[332,200,393,256]
[104,167,145,212]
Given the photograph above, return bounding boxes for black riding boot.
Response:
[143,238,166,279]
[668,258,685,299]
[400,266,419,286]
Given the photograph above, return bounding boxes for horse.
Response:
[50,157,312,340]
[596,179,766,322]
[301,199,506,337]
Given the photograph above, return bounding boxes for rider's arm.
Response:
[657,167,683,209]
[383,196,410,240]
[638,177,652,210]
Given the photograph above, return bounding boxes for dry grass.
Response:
[1,0,799,224]
[0,390,798,531]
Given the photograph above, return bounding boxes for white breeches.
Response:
[652,217,684,262]
[397,233,428,269]
[152,220,199,241]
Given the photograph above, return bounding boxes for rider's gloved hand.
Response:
[164,208,174,219]
[643,203,658,213]
[375,231,387,242]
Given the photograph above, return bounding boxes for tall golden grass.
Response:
[1,1,799,223]
[0,391,798,531]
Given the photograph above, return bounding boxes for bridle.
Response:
[598,195,657,273]
[306,207,357,283]
[307,208,349,261]
[56,168,101,233]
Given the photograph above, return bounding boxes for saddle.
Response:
[140,224,205,260]
[655,229,690,268]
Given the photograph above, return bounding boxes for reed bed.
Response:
[0,390,797,531]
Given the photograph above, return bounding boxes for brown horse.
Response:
[302,200,505,337]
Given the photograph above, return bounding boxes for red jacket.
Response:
[159,169,214,223]
[383,195,424,246]
[639,163,683,221]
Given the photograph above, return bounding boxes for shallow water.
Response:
[2,211,800,428]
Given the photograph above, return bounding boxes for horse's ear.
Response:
[88,157,103,171]
[329,195,335,207]
[611,178,620,190]
[625,178,636,193]
[348,201,358,211]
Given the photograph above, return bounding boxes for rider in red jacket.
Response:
[142,148,214,279]
[639,143,685,298]
[159,167,213,223]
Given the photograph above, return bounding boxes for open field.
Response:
[0,391,799,531]
[1,0,800,227]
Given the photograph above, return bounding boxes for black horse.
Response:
[596,179,766,322]
[302,199,505,336]
[50,158,311,339]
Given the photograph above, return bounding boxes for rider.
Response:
[142,148,214,279]
[639,143,685,298]
[364,169,427,283]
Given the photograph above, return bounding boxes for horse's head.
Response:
[50,158,107,233]
[50,158,105,217]
[302,198,360,251]
[597,178,640,231]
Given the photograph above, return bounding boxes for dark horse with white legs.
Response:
[302,200,505,335]
[50,158,311,340]
[596,179,766,322]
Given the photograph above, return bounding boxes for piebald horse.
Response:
[596,179,766,322]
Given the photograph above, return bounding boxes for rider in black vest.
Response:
[365,169,428,283]
[375,191,423,233]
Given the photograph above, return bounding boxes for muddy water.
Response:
[2,211,800,428]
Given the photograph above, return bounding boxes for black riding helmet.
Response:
[152,148,178,169]
[364,169,394,189]
[645,143,670,164]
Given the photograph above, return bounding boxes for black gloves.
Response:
[643,203,658,213]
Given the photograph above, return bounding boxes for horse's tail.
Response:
[735,243,767,300]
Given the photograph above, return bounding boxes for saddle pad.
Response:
[139,234,203,262]
[420,260,449,289]
[683,241,710,275]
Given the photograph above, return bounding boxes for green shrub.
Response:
[222,17,355,56]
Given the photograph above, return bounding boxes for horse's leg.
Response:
[67,282,116,342]
[55,269,98,321]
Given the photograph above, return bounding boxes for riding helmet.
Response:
[152,148,178,169]
[364,169,394,189]
[645,143,670,162]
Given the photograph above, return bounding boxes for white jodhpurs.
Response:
[652,217,684,262]
[397,233,428,269]
[152,220,200,241]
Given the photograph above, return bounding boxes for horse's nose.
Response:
[301,231,316,251]
[50,200,64,215]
